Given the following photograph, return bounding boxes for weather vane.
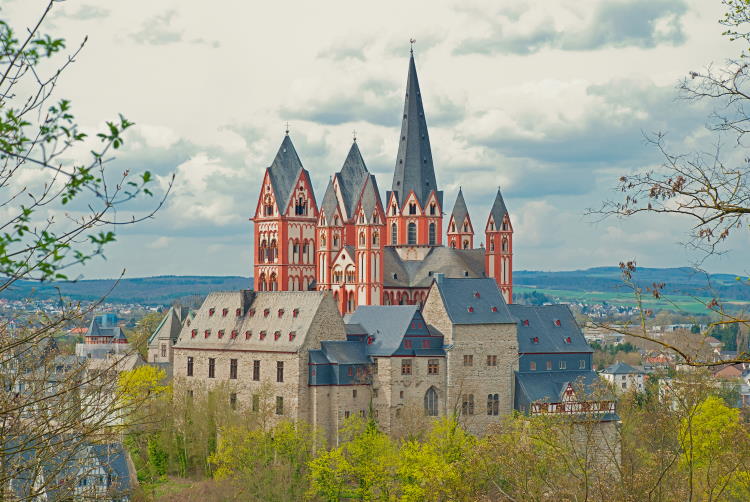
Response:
[410,38,416,54]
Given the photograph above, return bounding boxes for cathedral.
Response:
[252,52,514,312]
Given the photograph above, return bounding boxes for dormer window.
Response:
[531,337,539,344]
[204,329,211,338]
[191,329,197,338]
[404,340,412,349]
[236,308,242,316]
[245,330,252,340]
[231,330,238,339]
[278,309,284,318]
[367,336,374,345]
[274,331,281,341]
[522,319,530,326]
[491,306,498,312]
[209,308,215,316]
[293,308,299,318]
[222,308,228,317]
[263,308,270,317]
[474,292,480,298]
[467,306,474,313]
[422,340,430,349]
[259,331,267,340]
[563,336,572,344]
[554,319,562,327]
[289,331,296,341]
[409,203,417,215]
[218,329,225,339]
[430,203,436,215]
[249,309,255,317]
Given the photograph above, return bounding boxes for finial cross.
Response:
[285,121,290,135]
[352,129,357,142]
[410,38,416,54]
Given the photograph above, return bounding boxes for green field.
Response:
[514,286,750,314]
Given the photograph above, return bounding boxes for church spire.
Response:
[390,52,441,209]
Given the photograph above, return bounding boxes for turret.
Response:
[485,188,513,303]
[447,188,474,249]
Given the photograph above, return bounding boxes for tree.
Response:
[0,2,172,499]
[127,311,166,360]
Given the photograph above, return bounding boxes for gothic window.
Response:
[502,238,508,252]
[258,273,266,291]
[347,291,355,313]
[489,239,495,252]
[489,220,495,231]
[487,394,500,416]
[269,273,278,291]
[392,204,397,216]
[270,239,278,262]
[295,197,307,216]
[424,387,438,416]
[372,232,379,246]
[359,232,365,247]
[450,241,456,249]
[463,239,469,249]
[429,203,436,216]
[359,214,365,224]
[450,222,456,233]
[264,196,273,216]
[407,222,417,245]
[333,234,340,248]
[391,223,397,245]
[321,234,326,248]
[428,223,436,245]
[502,221,509,231]
[373,213,379,224]
[461,394,474,415]
[259,240,267,263]
[409,203,417,215]
[463,222,468,232]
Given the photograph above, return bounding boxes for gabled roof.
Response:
[382,246,485,288]
[389,54,442,209]
[432,277,515,325]
[348,305,420,356]
[487,188,509,228]
[602,361,644,375]
[267,135,305,212]
[319,340,371,364]
[515,371,616,415]
[509,304,592,354]
[449,188,470,230]
[358,175,382,222]
[148,305,189,346]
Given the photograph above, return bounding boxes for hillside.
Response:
[2,267,747,307]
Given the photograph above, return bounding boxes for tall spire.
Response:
[390,52,441,209]
[488,187,509,226]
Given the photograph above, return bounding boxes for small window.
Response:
[187,357,194,376]
[491,306,498,312]
[428,359,439,375]
[263,308,270,317]
[467,306,474,313]
[289,331,296,341]
[463,354,473,367]
[209,308,215,316]
[274,331,281,341]
[554,319,562,327]
[293,308,299,318]
[252,394,260,411]
[422,339,430,349]
[531,337,539,344]
[218,329,225,339]
[204,329,211,338]
[236,308,242,316]
[231,330,238,339]
[529,361,536,371]
[461,394,475,416]
[522,319,530,326]
[275,396,284,415]
[249,309,256,317]
[579,360,586,369]
[222,308,228,317]
[245,330,252,340]
[401,359,413,375]
[348,366,354,377]
[546,360,552,370]
[400,390,404,399]
[230,393,237,410]
[191,329,197,338]
[278,309,284,317]
[260,331,267,340]
[277,361,284,382]
[208,358,215,378]
[559,361,566,369]
[563,336,572,344]
[253,360,260,381]
[487,355,497,366]
[230,359,238,379]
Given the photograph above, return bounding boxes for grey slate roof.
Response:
[87,313,125,341]
[433,277,515,325]
[267,135,308,212]
[508,304,593,354]
[348,305,420,356]
[450,188,470,229]
[389,54,443,209]
[515,371,616,421]
[148,305,189,346]
[319,178,340,224]
[382,246,485,288]
[336,142,370,219]
[319,340,371,364]
[488,188,509,227]
[602,361,644,375]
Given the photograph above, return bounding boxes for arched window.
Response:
[259,240,267,263]
[264,195,273,216]
[269,273,278,291]
[359,232,365,247]
[409,203,417,215]
[430,203,436,216]
[391,223,398,245]
[372,232,379,246]
[321,234,326,248]
[347,291,355,313]
[502,238,508,252]
[450,241,456,249]
[258,273,266,291]
[502,222,509,231]
[392,204,397,216]
[270,239,278,262]
[425,387,438,416]
[333,234,340,248]
[428,222,436,245]
[463,239,469,249]
[407,222,417,245]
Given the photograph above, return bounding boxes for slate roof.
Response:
[348,305,420,356]
[450,188,470,229]
[336,142,370,219]
[148,305,189,346]
[433,277,515,325]
[508,304,593,354]
[382,246,485,288]
[602,361,644,375]
[319,178,340,224]
[267,135,308,213]
[488,188,509,227]
[319,340,371,364]
[515,371,616,420]
[389,54,443,209]
[173,290,341,352]
[87,313,125,341]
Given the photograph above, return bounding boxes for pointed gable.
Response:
[389,54,442,209]
[487,188,509,231]
[267,135,305,213]
[449,188,471,231]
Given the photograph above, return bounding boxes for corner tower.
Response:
[252,134,318,292]
[485,188,513,304]
[385,52,443,248]
[447,188,474,249]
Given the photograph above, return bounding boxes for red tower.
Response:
[447,188,474,249]
[252,134,318,292]
[385,52,443,248]
[485,188,513,304]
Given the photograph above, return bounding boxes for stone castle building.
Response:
[252,52,513,312]
[165,52,616,446]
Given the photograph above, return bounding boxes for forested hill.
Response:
[515,267,750,301]
[2,267,747,305]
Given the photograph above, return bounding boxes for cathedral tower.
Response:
[252,134,318,292]
[385,52,443,248]
[447,188,474,249]
[485,188,513,303]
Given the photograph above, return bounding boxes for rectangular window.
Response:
[373,358,378,374]
[277,361,284,382]
[559,361,566,370]
[487,394,500,416]
[187,357,193,377]
[462,394,474,415]
[230,359,238,379]
[463,354,474,367]
[161,344,166,358]
[353,389,357,398]
[530,361,536,371]
[208,358,215,378]
[344,410,350,419]
[546,360,552,370]
[401,359,413,375]
[230,392,237,410]
[486,355,497,366]
[253,360,260,381]
[252,394,259,412]
[428,359,439,375]
[579,359,586,369]
[275,396,283,415]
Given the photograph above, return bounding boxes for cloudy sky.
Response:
[5,0,749,279]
